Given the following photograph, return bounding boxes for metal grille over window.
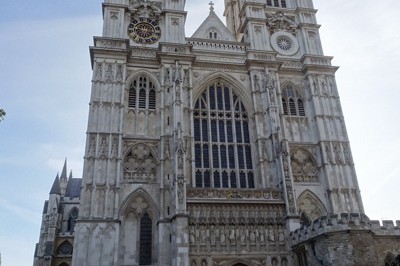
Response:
[193,82,254,189]
[139,213,152,265]
[281,84,306,117]
[128,76,156,110]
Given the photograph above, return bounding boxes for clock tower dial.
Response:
[128,17,161,44]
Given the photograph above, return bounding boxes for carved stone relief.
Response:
[188,204,286,255]
[290,147,319,183]
[123,143,157,182]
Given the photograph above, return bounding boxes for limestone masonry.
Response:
[34,0,400,265]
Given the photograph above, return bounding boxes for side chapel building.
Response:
[34,0,400,265]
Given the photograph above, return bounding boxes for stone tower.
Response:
[70,0,365,265]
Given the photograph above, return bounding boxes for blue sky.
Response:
[1,0,399,265]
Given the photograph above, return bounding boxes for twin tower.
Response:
[35,1,398,266]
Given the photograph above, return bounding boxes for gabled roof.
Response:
[191,8,236,42]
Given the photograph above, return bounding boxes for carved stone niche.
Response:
[123,143,158,182]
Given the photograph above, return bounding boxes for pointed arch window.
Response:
[128,76,157,110]
[281,84,306,117]
[193,81,254,189]
[67,208,79,233]
[139,213,152,265]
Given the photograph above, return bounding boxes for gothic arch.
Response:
[192,72,254,116]
[297,190,327,225]
[119,188,159,220]
[125,69,160,91]
[118,189,159,265]
[192,79,256,188]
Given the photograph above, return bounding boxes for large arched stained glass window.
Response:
[193,81,254,189]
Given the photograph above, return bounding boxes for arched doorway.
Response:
[233,264,248,266]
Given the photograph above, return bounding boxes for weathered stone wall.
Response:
[291,213,400,266]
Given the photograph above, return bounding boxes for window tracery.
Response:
[281,84,306,116]
[267,0,287,8]
[193,81,254,189]
[128,76,156,110]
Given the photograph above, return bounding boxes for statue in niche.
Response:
[220,227,226,243]
[278,228,285,244]
[164,68,171,85]
[268,227,275,243]
[259,226,265,243]
[210,225,216,244]
[229,225,236,244]
[189,227,195,244]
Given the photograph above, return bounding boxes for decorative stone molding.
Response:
[128,0,162,18]
[266,11,298,35]
[188,203,286,254]
[187,188,282,202]
[188,40,247,53]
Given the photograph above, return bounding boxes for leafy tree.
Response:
[0,109,5,121]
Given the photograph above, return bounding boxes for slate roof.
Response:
[65,178,82,198]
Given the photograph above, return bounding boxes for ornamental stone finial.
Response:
[209,1,215,12]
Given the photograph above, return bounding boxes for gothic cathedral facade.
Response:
[34,0,400,266]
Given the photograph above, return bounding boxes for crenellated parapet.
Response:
[290,213,400,246]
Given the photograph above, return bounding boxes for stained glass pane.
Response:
[196,171,202,187]
[203,144,209,168]
[240,172,246,188]
[230,171,237,188]
[194,119,200,141]
[227,121,233,142]
[248,172,255,188]
[245,146,252,169]
[224,87,231,110]
[139,213,152,265]
[195,144,202,168]
[212,145,219,168]
[214,171,221,188]
[228,145,235,168]
[209,86,215,110]
[211,120,218,142]
[238,146,245,169]
[222,172,229,188]
[219,121,225,142]
[235,121,242,143]
[243,121,250,143]
[220,145,227,168]
[204,171,211,187]
[217,86,223,110]
[202,119,208,141]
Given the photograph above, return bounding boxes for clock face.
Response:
[128,18,161,44]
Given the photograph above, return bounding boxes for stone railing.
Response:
[188,39,248,53]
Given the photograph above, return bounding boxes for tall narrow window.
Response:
[128,76,157,110]
[67,208,79,233]
[193,81,254,188]
[139,213,152,265]
[281,84,306,117]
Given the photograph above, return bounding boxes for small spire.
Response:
[50,175,61,195]
[69,170,73,179]
[60,158,67,181]
[209,1,215,12]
